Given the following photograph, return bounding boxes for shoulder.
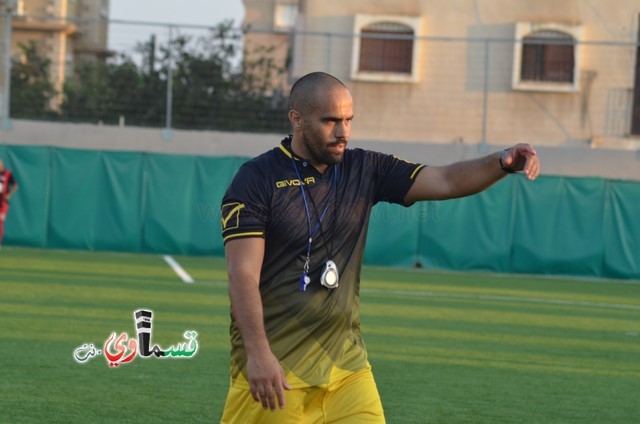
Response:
[225,148,281,200]
[344,148,398,170]
[234,148,279,180]
[344,147,376,165]
[347,147,397,159]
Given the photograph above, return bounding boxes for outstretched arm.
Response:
[404,144,540,202]
[226,237,291,411]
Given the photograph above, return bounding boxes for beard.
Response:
[302,128,346,167]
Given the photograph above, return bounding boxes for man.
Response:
[0,159,18,248]
[219,72,539,423]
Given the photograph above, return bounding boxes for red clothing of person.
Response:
[0,168,17,246]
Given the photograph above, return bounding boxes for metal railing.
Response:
[1,13,639,148]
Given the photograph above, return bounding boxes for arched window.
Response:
[351,15,421,83]
[521,30,575,83]
[512,23,582,92]
[359,22,414,74]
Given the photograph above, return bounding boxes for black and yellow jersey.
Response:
[221,136,425,388]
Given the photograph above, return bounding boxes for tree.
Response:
[160,20,289,132]
[62,51,165,127]
[10,41,57,119]
[20,20,289,132]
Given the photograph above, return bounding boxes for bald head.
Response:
[289,72,348,115]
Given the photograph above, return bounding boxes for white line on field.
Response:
[163,255,194,283]
[361,288,640,311]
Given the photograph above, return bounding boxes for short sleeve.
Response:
[368,151,425,206]
[221,162,270,244]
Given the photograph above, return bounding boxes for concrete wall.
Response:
[1,119,639,181]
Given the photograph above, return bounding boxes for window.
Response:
[274,2,298,32]
[351,15,422,83]
[360,22,414,73]
[512,23,582,92]
[521,30,574,83]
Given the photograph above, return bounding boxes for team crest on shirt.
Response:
[221,202,245,231]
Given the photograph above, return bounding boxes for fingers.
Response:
[250,383,260,402]
[251,384,272,411]
[507,143,540,180]
[250,375,291,412]
[273,383,286,410]
[275,368,292,410]
[246,352,290,412]
[523,153,541,180]
[251,383,274,411]
[516,143,539,181]
[263,387,275,411]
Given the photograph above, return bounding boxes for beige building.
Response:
[1,0,110,116]
[243,0,640,148]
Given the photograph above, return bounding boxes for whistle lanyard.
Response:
[291,159,337,276]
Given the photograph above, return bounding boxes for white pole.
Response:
[1,6,14,130]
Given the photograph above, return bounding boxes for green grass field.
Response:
[1,247,639,423]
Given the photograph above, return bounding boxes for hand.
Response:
[246,350,292,411]
[501,144,540,180]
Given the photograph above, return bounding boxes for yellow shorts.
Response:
[220,365,385,424]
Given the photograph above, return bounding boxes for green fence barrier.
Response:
[1,145,51,248]
[1,145,638,280]
[603,180,640,279]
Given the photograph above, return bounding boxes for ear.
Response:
[288,110,303,129]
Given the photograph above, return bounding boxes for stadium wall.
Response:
[0,143,638,280]
[2,119,640,180]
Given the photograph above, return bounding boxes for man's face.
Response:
[300,87,353,168]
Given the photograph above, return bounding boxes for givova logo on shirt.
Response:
[275,177,316,189]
